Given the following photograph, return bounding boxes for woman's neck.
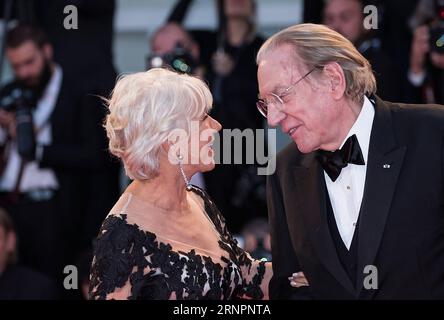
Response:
[126,172,190,214]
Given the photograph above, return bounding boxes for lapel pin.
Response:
[383,164,391,169]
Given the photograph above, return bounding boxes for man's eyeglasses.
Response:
[256,67,318,118]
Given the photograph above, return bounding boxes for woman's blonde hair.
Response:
[257,23,376,101]
[104,68,212,180]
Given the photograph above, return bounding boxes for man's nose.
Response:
[267,105,286,128]
[16,66,32,80]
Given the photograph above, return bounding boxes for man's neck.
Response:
[322,98,363,151]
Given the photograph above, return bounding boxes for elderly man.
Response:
[258,23,444,299]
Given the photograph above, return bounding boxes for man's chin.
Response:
[20,80,39,89]
[293,139,315,154]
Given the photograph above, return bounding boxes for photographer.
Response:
[0,23,110,281]
[408,0,444,103]
[322,0,404,102]
[149,22,203,78]
[240,218,271,262]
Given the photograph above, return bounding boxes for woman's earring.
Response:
[177,154,192,191]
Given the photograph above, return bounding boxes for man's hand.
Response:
[410,25,430,75]
[0,110,16,138]
[288,272,309,288]
[212,51,235,76]
[430,52,444,70]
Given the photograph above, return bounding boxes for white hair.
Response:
[257,23,376,102]
[105,68,212,180]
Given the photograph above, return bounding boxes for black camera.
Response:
[146,43,197,74]
[430,0,444,53]
[0,84,36,161]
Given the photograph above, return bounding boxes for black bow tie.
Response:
[317,134,365,182]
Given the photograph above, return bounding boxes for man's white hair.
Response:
[257,23,377,102]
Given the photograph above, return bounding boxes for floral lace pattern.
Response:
[89,186,266,300]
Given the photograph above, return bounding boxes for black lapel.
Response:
[356,96,406,296]
[292,153,356,296]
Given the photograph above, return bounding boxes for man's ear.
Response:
[42,43,53,61]
[323,62,346,100]
[5,231,16,254]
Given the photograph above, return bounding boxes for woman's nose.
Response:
[211,117,222,132]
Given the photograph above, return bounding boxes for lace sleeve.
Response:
[193,187,273,300]
[88,214,157,300]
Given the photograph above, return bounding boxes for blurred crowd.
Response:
[0,0,443,299]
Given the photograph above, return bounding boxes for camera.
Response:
[430,0,444,53]
[146,43,197,74]
[0,84,37,161]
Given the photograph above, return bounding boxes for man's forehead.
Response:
[7,41,39,54]
[258,48,303,92]
[7,43,39,62]
[262,44,293,62]
[260,45,304,74]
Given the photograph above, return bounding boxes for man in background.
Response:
[323,0,404,101]
[0,207,59,299]
[0,24,112,282]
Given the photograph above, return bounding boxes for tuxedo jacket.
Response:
[267,96,444,299]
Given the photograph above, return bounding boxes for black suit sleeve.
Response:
[267,170,313,300]
[167,0,193,23]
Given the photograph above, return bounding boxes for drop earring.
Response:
[177,154,192,191]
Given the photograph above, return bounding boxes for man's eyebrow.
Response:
[258,85,288,100]
[273,85,288,93]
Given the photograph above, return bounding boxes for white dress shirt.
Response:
[323,96,375,249]
[0,65,62,192]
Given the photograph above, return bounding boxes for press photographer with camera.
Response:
[408,0,444,103]
[0,23,111,282]
[322,0,404,102]
[148,22,203,77]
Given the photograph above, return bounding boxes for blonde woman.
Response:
[89,68,307,300]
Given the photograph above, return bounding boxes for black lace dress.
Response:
[89,186,270,300]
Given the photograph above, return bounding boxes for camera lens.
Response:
[172,58,191,73]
